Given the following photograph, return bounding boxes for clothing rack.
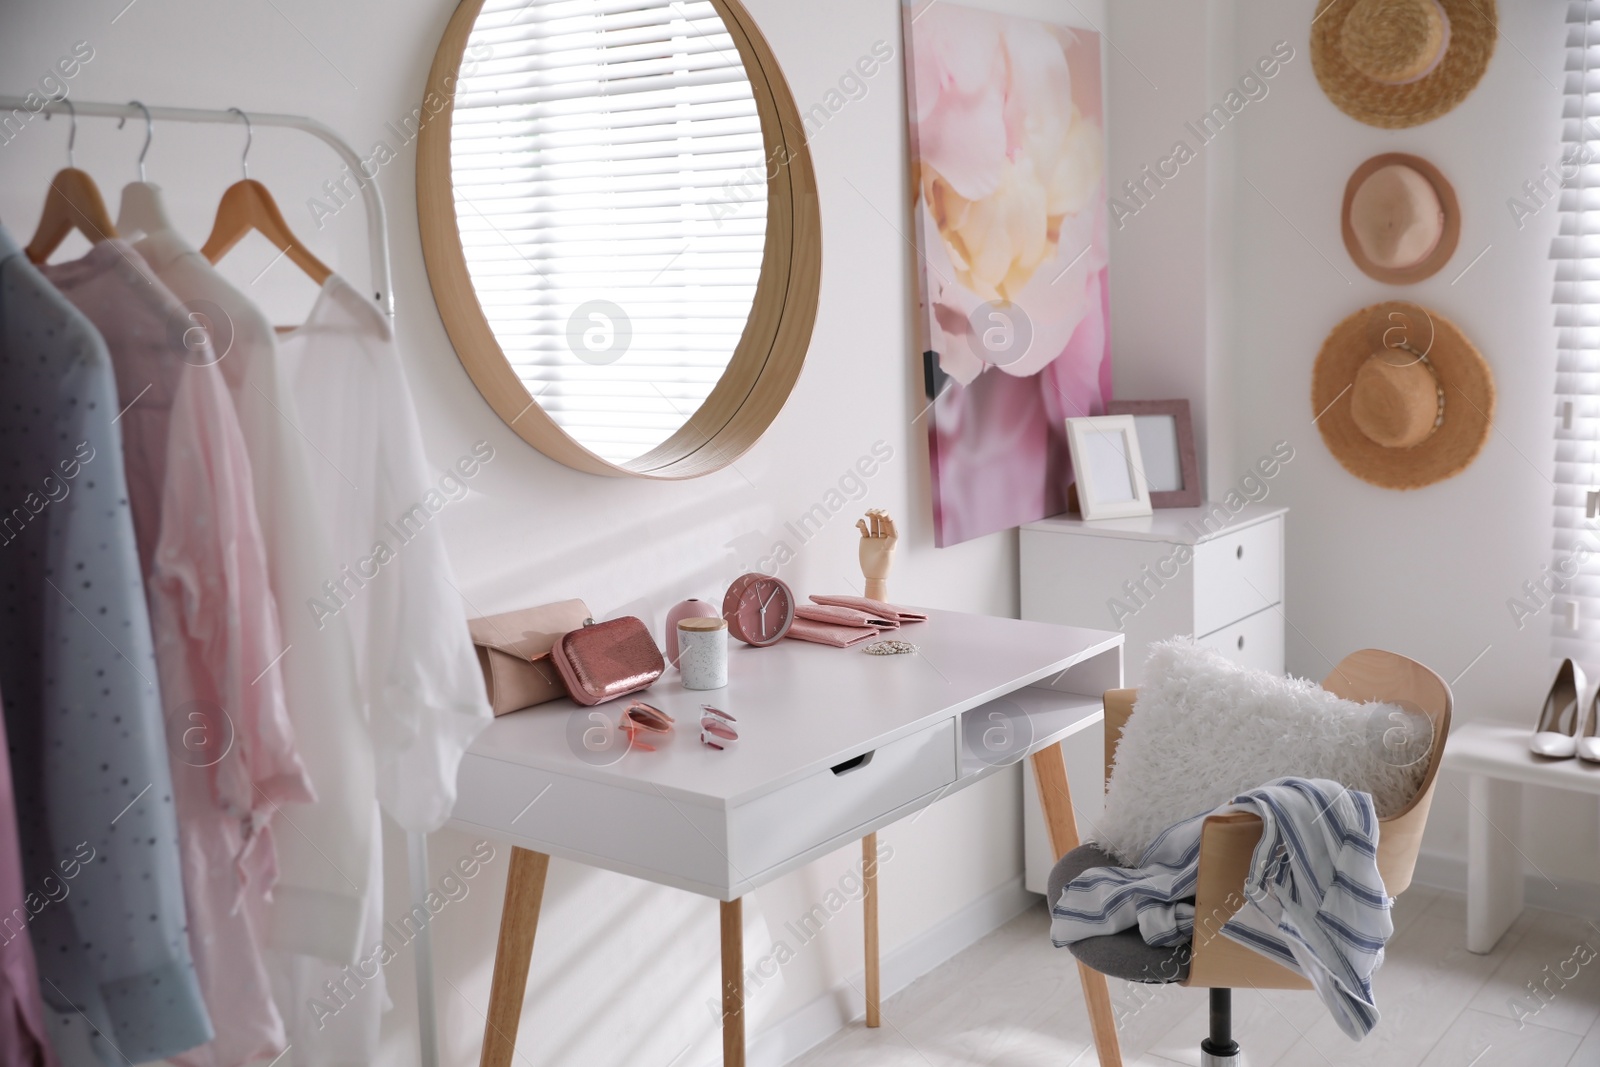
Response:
[0,96,436,1067]
[0,96,396,319]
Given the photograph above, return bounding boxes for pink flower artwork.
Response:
[902,2,1111,547]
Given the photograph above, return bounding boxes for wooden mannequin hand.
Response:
[856,509,897,602]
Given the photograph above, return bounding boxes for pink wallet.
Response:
[808,595,929,624]
[794,604,898,629]
[786,617,881,647]
[469,599,593,715]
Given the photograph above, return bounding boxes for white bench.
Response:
[1440,722,1600,953]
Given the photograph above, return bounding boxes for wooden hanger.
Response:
[26,101,117,264]
[200,109,331,285]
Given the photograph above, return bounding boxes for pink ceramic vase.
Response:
[664,598,722,667]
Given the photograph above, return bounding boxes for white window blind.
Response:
[1553,1,1600,669]
[452,0,769,464]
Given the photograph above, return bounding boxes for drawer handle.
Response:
[1237,635,1245,651]
[831,752,875,776]
[1236,545,1244,560]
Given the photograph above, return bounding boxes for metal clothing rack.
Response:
[0,96,395,318]
[0,96,437,1067]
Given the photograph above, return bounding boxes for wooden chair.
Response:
[1052,649,1452,1066]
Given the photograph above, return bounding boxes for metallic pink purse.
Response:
[550,616,665,706]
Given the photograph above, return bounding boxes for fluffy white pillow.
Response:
[1093,640,1430,865]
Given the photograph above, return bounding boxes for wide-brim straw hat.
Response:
[1342,154,1459,283]
[1312,301,1494,490]
[1312,0,1496,129]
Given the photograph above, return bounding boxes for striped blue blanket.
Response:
[1050,777,1391,1039]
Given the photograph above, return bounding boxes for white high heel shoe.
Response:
[1531,659,1585,759]
[1579,689,1600,764]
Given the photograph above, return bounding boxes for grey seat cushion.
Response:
[1047,844,1191,984]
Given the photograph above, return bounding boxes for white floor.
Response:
[788,886,1600,1067]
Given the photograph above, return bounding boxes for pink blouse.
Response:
[0,689,55,1067]
[42,241,315,1066]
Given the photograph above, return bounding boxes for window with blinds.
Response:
[1552,1,1600,672]
[451,0,769,465]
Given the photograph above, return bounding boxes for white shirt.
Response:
[1051,778,1391,1040]
[278,273,491,830]
[270,273,491,1064]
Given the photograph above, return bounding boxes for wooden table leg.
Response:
[721,898,745,1067]
[1031,742,1123,1067]
[862,833,880,1027]
[480,847,550,1067]
[1466,774,1524,954]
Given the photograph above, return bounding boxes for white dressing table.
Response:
[444,609,1126,1067]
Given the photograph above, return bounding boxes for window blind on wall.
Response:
[453,0,769,464]
[1552,1,1600,671]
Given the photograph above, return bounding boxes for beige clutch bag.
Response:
[468,599,592,715]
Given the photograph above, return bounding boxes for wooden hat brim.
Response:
[1312,0,1497,130]
[1341,153,1461,284]
[1311,301,1495,490]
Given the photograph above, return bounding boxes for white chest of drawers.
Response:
[1018,502,1287,893]
[1020,502,1288,681]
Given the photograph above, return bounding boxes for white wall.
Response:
[1098,0,1598,897]
[1227,0,1600,896]
[1102,3,1217,493]
[0,2,1100,1064]
[1102,0,1248,499]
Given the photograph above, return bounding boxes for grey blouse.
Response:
[0,226,212,1064]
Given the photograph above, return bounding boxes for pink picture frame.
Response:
[1105,399,1200,508]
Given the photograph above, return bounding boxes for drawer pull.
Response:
[1236,545,1244,560]
[831,752,875,776]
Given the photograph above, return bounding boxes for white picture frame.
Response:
[1064,415,1153,520]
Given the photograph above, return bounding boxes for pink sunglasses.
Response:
[618,702,739,751]
[619,701,675,752]
[700,705,738,750]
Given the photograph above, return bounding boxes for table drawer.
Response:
[1196,605,1284,673]
[728,718,957,877]
[1193,518,1282,635]
[448,754,734,891]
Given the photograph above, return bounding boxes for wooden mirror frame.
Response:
[418,0,822,479]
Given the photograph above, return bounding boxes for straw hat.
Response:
[1312,0,1496,129]
[1341,154,1459,283]
[1312,301,1494,490]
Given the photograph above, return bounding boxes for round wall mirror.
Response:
[419,0,821,478]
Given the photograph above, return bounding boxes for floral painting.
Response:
[902,2,1110,547]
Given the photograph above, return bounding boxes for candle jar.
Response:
[677,616,728,691]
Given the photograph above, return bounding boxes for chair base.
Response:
[1199,988,1241,1066]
